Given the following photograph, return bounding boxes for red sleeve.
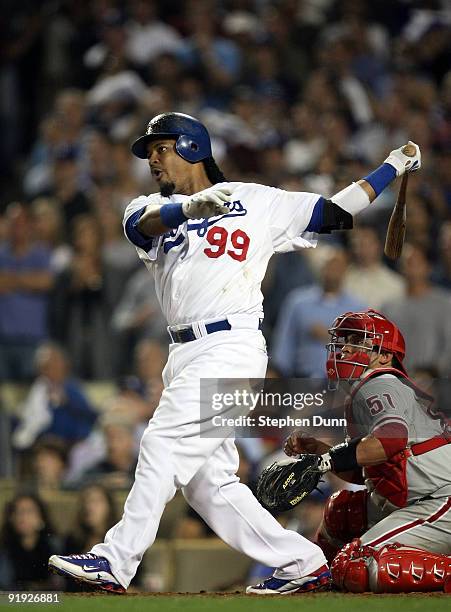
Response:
[372,421,408,458]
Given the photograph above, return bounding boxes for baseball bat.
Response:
[383,144,416,260]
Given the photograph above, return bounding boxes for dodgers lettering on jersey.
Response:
[123,182,320,326]
[349,373,451,507]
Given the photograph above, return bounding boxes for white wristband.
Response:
[331,182,370,216]
[319,453,333,473]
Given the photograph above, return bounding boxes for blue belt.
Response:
[168,318,262,344]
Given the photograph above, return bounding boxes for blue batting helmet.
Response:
[131,112,212,163]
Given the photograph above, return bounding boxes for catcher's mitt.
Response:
[256,454,323,513]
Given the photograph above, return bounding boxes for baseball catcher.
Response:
[258,309,451,593]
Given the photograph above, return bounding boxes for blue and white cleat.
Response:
[246,564,331,594]
[48,553,125,593]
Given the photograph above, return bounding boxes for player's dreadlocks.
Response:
[204,157,227,184]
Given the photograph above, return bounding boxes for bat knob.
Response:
[401,143,417,157]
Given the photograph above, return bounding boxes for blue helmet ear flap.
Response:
[176,135,208,163]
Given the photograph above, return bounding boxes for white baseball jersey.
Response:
[123,182,320,326]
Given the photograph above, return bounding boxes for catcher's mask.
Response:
[131,112,212,163]
[326,309,407,389]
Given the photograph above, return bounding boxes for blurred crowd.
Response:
[1,0,451,592]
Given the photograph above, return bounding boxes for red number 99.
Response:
[204,226,250,261]
[204,226,228,258]
[228,229,250,261]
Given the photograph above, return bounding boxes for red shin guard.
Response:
[332,539,451,593]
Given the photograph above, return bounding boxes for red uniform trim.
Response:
[427,496,451,522]
[373,421,408,458]
[410,433,451,456]
[365,496,451,547]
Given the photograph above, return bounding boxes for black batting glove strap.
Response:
[321,437,362,473]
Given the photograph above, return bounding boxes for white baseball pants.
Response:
[91,328,326,587]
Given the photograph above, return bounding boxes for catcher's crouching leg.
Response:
[331,539,451,593]
[315,489,368,562]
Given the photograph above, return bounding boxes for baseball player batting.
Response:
[273,309,451,593]
[48,112,421,594]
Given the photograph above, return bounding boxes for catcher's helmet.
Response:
[131,112,212,163]
[326,309,407,384]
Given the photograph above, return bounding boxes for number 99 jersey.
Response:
[123,182,320,327]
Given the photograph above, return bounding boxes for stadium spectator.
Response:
[125,0,183,69]
[50,214,123,379]
[79,412,137,490]
[31,436,69,490]
[147,53,187,104]
[24,114,66,198]
[432,221,451,289]
[47,146,91,238]
[31,197,73,273]
[271,248,366,378]
[12,342,97,451]
[111,268,168,372]
[382,244,451,376]
[283,103,326,174]
[0,494,61,590]
[435,147,451,212]
[322,0,390,95]
[262,249,316,337]
[84,131,116,187]
[110,141,142,211]
[0,2,46,180]
[344,225,405,308]
[178,3,241,95]
[65,338,166,486]
[94,195,137,274]
[64,484,118,553]
[404,193,436,255]
[0,203,54,381]
[113,338,166,424]
[83,10,129,80]
[53,89,87,154]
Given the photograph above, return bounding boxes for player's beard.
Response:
[160,180,176,197]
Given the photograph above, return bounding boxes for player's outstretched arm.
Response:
[137,185,232,237]
[331,141,421,216]
[304,141,421,235]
